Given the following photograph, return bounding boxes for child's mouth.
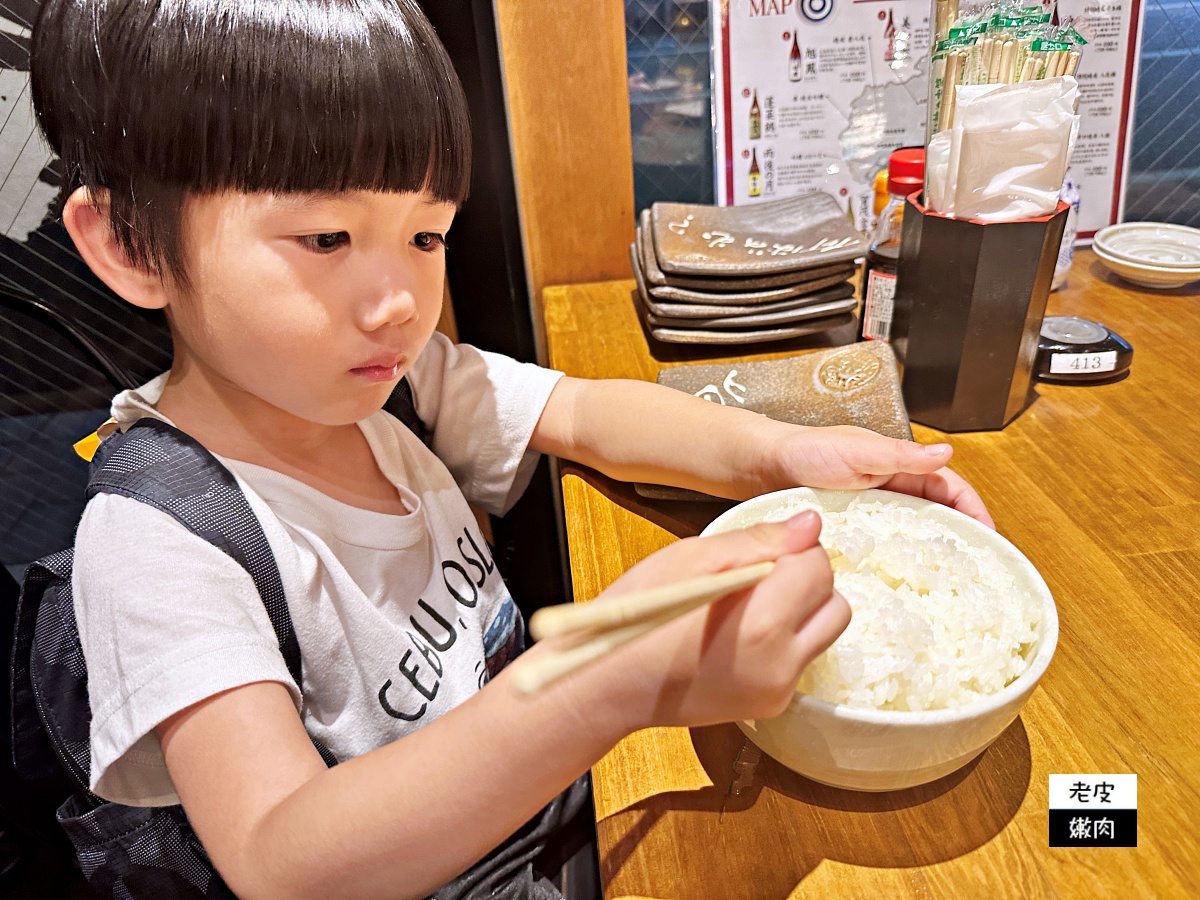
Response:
[350,362,402,382]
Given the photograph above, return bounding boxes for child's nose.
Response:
[358,284,418,332]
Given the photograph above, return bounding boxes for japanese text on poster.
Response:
[712,0,932,228]
[1055,0,1143,236]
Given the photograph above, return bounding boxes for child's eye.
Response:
[299,232,350,253]
[413,232,447,252]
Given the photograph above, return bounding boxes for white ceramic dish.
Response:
[1091,244,1200,289]
[701,487,1058,792]
[1093,222,1200,268]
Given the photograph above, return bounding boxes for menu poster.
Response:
[1056,0,1144,237]
[712,0,932,229]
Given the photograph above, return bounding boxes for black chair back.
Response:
[1,221,173,573]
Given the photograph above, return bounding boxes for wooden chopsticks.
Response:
[513,561,775,695]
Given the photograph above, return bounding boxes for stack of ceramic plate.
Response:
[629,192,868,345]
[1092,222,1200,289]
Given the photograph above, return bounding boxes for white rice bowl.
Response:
[701,487,1057,791]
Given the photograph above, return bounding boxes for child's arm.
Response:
[160,514,846,900]
[529,377,993,526]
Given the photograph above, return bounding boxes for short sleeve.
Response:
[404,333,564,515]
[72,493,298,806]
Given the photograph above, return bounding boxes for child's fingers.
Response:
[607,512,822,596]
[882,470,995,529]
[831,427,953,476]
[915,470,995,529]
[701,510,824,560]
[739,547,835,636]
[695,511,823,563]
[719,553,844,717]
[791,589,852,666]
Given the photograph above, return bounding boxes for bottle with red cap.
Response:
[859,147,924,343]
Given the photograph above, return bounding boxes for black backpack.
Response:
[9,384,426,898]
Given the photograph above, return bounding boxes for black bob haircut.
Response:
[31,0,472,287]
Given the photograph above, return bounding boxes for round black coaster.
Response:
[1035,316,1134,385]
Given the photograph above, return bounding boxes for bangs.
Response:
[33,0,471,282]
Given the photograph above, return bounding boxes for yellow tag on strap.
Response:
[73,418,119,462]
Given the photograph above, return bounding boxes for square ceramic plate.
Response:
[644,312,858,345]
[631,243,855,316]
[637,210,856,291]
[635,342,911,499]
[650,192,867,276]
[638,290,858,329]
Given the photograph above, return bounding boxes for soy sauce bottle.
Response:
[859,148,924,343]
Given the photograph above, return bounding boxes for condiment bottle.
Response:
[872,168,889,218]
[1051,167,1080,291]
[859,147,924,343]
[863,167,889,234]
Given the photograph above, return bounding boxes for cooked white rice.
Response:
[761,496,1041,711]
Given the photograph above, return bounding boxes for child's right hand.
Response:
[575,511,850,732]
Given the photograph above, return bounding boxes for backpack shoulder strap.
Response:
[383,376,428,445]
[88,418,307,689]
[11,549,82,790]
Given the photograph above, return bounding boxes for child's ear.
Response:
[62,187,171,310]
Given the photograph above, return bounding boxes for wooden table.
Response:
[542,250,1200,899]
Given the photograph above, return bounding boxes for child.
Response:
[30,1,991,897]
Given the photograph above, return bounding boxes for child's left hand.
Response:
[762,424,994,528]
[533,378,994,529]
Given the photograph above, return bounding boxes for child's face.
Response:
[167,189,454,426]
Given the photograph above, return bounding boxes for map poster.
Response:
[712,0,932,229]
[1055,0,1144,237]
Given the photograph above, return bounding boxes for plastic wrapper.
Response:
[926,76,1079,221]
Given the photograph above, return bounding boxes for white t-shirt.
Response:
[72,333,563,806]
